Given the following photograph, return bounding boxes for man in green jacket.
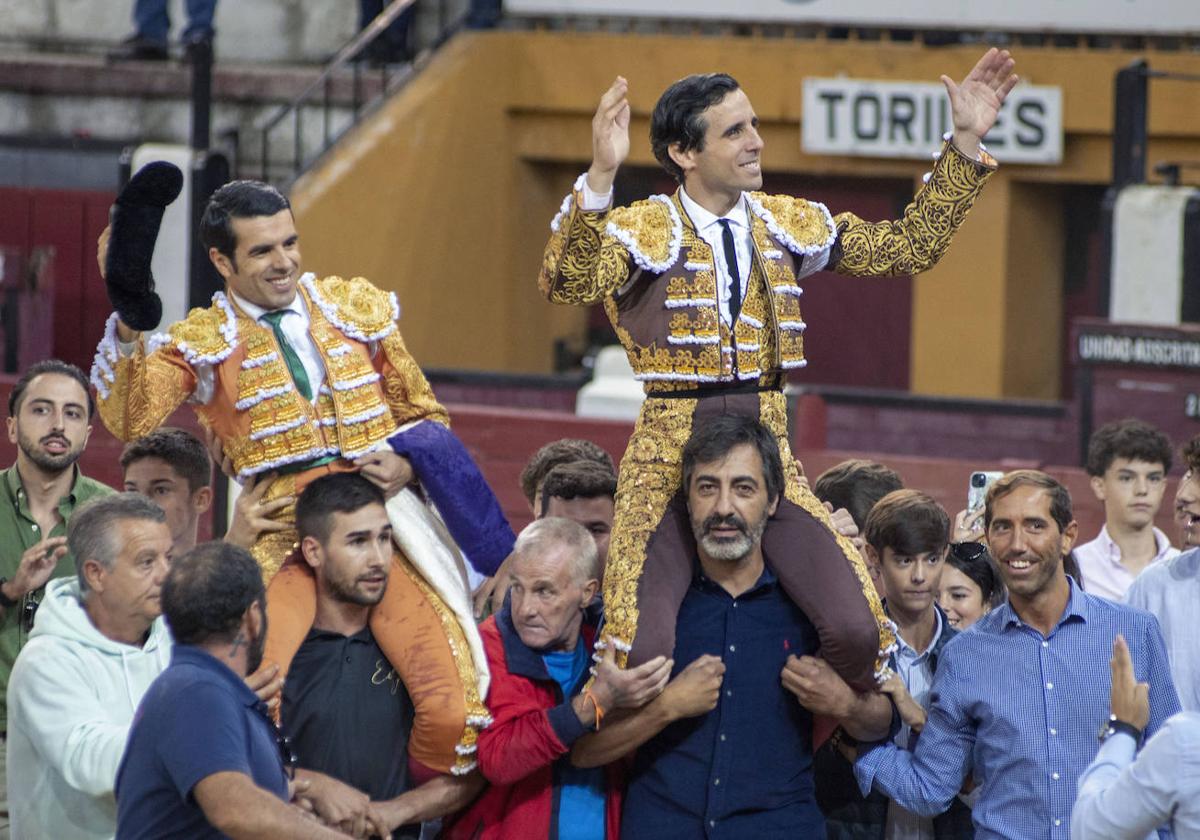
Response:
[0,359,112,832]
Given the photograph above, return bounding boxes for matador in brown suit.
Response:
[540,49,1017,689]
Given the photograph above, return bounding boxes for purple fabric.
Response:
[387,422,514,576]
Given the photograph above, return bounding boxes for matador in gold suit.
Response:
[91,178,492,776]
[540,56,1014,689]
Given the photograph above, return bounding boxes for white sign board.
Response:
[504,0,1199,36]
[801,79,1062,165]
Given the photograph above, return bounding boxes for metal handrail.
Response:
[250,0,464,185]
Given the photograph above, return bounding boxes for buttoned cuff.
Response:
[1096,730,1138,766]
[852,739,891,797]
[547,700,591,748]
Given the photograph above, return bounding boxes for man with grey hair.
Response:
[6,493,172,840]
[447,517,673,839]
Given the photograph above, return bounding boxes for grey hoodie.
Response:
[5,577,172,840]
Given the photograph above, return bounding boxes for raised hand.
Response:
[587,76,631,195]
[941,47,1018,159]
[1109,634,1150,732]
[5,537,69,605]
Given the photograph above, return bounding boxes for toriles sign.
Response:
[801,78,1062,165]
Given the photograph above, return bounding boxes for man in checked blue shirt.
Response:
[851,469,1181,840]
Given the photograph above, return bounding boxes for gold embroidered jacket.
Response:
[91,274,448,480]
[539,140,995,387]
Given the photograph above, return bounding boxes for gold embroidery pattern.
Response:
[229,317,325,477]
[168,305,234,360]
[759,392,896,675]
[751,194,839,250]
[545,208,632,306]
[666,271,717,303]
[378,330,451,429]
[668,310,719,342]
[394,552,490,773]
[834,140,992,277]
[313,275,396,339]
[97,345,192,441]
[608,201,674,266]
[249,473,299,581]
[733,264,768,376]
[602,395,698,665]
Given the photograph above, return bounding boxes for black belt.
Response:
[649,376,783,400]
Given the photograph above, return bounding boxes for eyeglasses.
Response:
[950,542,989,563]
[275,727,298,780]
[254,701,297,780]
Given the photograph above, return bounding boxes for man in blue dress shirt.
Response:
[852,470,1180,840]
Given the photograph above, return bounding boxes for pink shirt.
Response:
[1075,525,1179,601]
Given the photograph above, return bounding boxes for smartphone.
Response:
[967,471,1003,515]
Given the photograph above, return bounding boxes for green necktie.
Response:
[260,310,313,401]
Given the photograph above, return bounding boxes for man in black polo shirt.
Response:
[283,473,483,838]
[572,415,894,838]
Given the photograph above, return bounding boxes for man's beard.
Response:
[694,511,769,562]
[18,430,83,473]
[247,615,268,674]
[327,569,388,607]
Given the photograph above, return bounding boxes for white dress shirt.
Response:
[1071,711,1200,839]
[1075,526,1178,602]
[230,291,325,404]
[580,180,753,326]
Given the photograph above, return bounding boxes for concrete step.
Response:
[0,48,422,185]
[0,0,360,65]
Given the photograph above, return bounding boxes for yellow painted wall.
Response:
[292,30,1200,397]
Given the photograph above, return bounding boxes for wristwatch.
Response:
[0,578,18,609]
[1098,714,1142,743]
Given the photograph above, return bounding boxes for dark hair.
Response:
[163,542,264,646]
[682,414,783,504]
[650,73,742,184]
[199,180,292,261]
[9,359,94,420]
[947,542,1005,607]
[295,472,386,544]
[1184,435,1200,475]
[539,460,618,517]
[813,459,904,531]
[120,427,212,492]
[984,469,1074,534]
[519,439,615,507]
[69,493,166,594]
[1085,418,1172,476]
[864,489,950,556]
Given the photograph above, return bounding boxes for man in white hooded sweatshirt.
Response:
[6,493,172,840]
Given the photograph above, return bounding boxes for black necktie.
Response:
[718,219,742,324]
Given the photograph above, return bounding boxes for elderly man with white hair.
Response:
[446,517,676,839]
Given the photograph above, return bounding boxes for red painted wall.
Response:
[0,187,115,373]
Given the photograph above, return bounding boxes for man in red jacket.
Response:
[447,517,674,839]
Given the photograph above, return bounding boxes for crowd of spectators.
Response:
[1,356,1198,839]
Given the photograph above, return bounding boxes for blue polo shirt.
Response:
[115,645,289,839]
[622,563,823,839]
